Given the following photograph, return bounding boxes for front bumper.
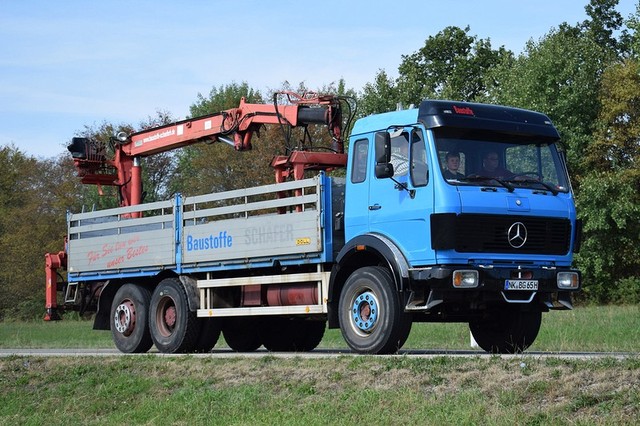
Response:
[407,265,580,312]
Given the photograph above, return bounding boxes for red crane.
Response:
[44,91,350,320]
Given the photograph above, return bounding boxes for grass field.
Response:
[1,305,639,352]
[1,352,639,424]
[0,306,638,424]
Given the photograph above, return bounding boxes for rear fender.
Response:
[93,280,116,330]
[178,275,200,312]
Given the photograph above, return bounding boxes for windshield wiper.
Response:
[505,178,559,196]
[459,176,515,192]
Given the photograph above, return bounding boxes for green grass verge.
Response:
[1,306,638,424]
[1,305,638,352]
[1,355,638,425]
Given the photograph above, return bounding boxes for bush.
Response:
[609,277,640,305]
[575,170,640,303]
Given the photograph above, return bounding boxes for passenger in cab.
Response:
[442,152,465,180]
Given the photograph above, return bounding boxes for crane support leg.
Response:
[44,251,67,321]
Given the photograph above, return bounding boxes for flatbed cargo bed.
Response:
[67,174,343,281]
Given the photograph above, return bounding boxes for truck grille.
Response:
[454,214,571,255]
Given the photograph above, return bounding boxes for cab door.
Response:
[368,127,434,265]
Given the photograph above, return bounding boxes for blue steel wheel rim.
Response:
[351,291,378,333]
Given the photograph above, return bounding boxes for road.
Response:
[0,348,634,360]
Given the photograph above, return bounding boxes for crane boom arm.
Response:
[125,97,325,156]
[67,92,347,208]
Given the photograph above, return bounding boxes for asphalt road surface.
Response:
[0,348,634,360]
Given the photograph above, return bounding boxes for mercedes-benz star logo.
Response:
[507,222,527,248]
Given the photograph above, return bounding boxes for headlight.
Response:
[453,270,479,288]
[557,272,580,289]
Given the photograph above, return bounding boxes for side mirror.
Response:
[374,132,393,178]
[375,132,391,164]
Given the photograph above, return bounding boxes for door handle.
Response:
[368,204,381,211]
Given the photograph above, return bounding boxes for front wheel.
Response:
[149,278,200,353]
[110,284,153,353]
[469,307,542,354]
[338,266,411,354]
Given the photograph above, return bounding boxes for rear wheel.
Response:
[291,319,326,351]
[110,284,153,353]
[469,307,542,354]
[149,278,200,353]
[260,317,326,352]
[222,317,262,352]
[193,318,223,353]
[338,266,412,354]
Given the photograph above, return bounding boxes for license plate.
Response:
[504,279,538,291]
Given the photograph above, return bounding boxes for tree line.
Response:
[1,0,638,319]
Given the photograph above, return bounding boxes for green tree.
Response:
[576,59,640,302]
[577,170,640,302]
[189,82,263,117]
[583,0,624,53]
[623,2,640,58]
[586,59,640,170]
[485,1,638,301]
[486,24,607,179]
[358,69,399,116]
[0,147,77,319]
[396,26,513,105]
[486,1,630,180]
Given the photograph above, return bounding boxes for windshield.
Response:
[434,128,570,193]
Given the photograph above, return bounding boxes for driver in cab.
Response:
[481,152,514,179]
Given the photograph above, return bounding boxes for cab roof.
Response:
[350,100,560,140]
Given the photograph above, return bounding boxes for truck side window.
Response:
[351,139,369,184]
[410,129,428,187]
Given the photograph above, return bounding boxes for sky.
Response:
[1,0,637,158]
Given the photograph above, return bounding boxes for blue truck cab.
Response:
[331,100,581,354]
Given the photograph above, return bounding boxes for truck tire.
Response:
[291,319,326,351]
[193,318,222,353]
[149,277,200,353]
[338,266,412,354]
[222,317,262,352]
[469,307,542,354]
[260,318,326,352]
[110,284,153,353]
